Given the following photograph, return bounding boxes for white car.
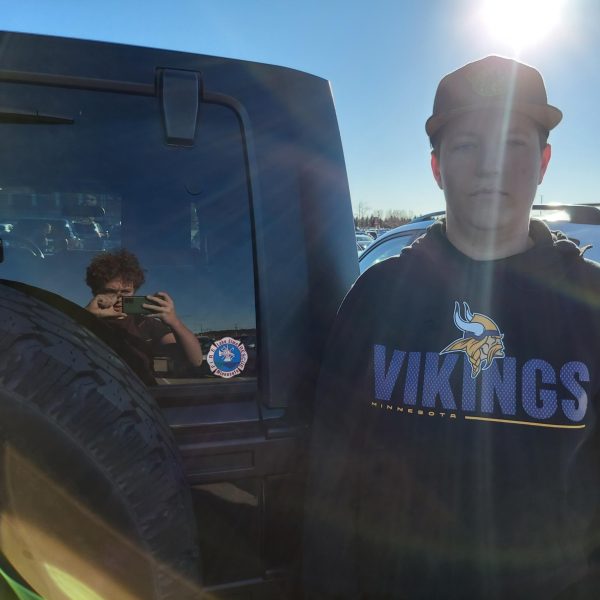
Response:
[356,232,374,254]
[359,205,600,273]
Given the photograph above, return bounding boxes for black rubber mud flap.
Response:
[0,283,202,599]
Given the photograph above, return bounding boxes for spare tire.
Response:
[0,282,201,600]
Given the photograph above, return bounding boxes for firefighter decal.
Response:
[207,337,248,378]
[440,301,505,378]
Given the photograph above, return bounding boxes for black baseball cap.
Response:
[425,55,562,139]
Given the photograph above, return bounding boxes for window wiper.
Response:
[0,107,73,124]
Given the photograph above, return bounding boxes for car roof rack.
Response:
[410,204,600,226]
[410,211,445,223]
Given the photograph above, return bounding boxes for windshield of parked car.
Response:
[359,230,425,272]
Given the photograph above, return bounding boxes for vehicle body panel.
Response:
[0,31,359,596]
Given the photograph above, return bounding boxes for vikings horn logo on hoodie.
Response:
[440,301,505,378]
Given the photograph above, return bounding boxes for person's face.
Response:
[99,277,135,313]
[431,109,551,235]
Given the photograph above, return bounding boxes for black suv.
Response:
[0,32,358,599]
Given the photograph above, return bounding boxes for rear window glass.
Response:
[0,78,257,384]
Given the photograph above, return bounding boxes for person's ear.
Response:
[431,151,443,190]
[538,144,552,184]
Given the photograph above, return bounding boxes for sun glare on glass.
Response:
[480,0,567,51]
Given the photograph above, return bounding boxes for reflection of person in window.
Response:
[84,249,203,374]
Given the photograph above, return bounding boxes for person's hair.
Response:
[86,249,145,294]
[430,123,549,157]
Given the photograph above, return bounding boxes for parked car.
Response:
[364,227,388,239]
[359,205,600,273]
[0,31,357,600]
[356,232,374,244]
[355,232,374,254]
[71,220,105,250]
[11,217,82,254]
[0,230,46,259]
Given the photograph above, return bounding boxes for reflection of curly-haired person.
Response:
[84,249,202,377]
[86,248,145,294]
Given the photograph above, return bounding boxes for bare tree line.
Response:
[354,201,415,230]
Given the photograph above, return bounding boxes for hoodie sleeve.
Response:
[302,268,378,598]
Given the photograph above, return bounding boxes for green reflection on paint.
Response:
[0,565,43,600]
[44,563,107,600]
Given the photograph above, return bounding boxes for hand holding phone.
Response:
[143,291,178,327]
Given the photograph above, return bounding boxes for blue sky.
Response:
[3,0,599,216]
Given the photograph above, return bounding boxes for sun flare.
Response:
[480,0,567,51]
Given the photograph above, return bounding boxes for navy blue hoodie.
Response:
[304,220,600,599]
